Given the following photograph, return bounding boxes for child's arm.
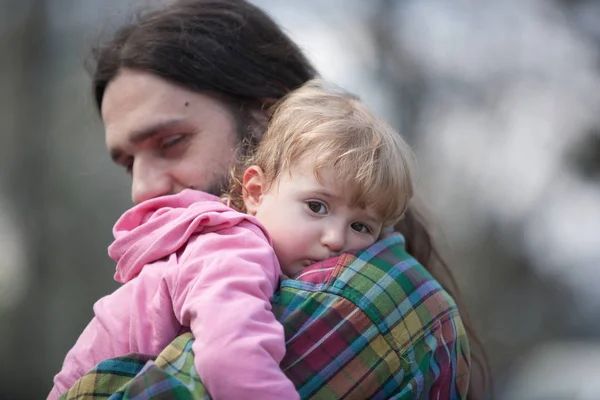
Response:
[48,291,134,399]
[171,220,299,400]
[48,266,179,400]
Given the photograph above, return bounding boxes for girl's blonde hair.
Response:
[226,79,416,227]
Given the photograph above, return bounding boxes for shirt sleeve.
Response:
[170,221,299,400]
[48,265,179,400]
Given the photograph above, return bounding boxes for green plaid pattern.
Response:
[59,333,206,400]
[59,235,470,399]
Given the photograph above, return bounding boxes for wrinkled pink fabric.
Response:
[49,190,298,400]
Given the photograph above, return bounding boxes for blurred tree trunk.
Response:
[0,1,53,398]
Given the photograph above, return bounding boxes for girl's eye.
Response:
[351,222,370,234]
[307,201,327,215]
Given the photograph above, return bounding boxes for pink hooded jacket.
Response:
[49,190,298,400]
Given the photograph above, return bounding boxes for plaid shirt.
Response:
[58,235,470,400]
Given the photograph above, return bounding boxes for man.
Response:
[52,0,481,398]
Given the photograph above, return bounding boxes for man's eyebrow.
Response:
[109,119,186,163]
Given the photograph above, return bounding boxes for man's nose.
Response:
[131,158,172,204]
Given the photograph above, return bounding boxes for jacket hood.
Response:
[108,189,269,283]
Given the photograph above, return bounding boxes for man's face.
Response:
[102,68,239,204]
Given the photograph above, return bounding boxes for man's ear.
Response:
[242,165,267,216]
[250,101,277,142]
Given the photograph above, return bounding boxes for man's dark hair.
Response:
[92,0,317,125]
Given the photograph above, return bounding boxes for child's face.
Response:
[243,158,384,277]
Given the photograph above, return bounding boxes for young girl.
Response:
[49,79,415,400]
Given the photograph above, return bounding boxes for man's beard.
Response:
[196,170,230,197]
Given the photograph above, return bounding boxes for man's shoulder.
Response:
[275,235,469,399]
[280,234,462,349]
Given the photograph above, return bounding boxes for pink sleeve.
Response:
[48,267,179,400]
[171,221,299,400]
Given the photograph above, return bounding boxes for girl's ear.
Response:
[242,165,267,216]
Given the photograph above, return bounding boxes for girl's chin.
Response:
[303,259,318,267]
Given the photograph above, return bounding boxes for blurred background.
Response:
[1,0,600,399]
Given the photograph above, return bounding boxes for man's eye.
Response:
[124,158,134,174]
[160,134,185,150]
[307,201,327,215]
[351,222,370,234]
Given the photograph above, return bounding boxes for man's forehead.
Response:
[102,69,188,124]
